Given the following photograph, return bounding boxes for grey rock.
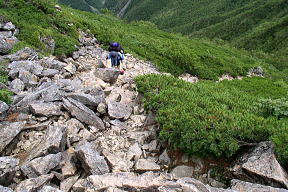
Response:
[64,63,76,74]
[0,156,19,186]
[60,175,79,192]
[127,143,142,161]
[41,85,63,102]
[5,47,38,61]
[10,79,25,93]
[61,151,77,177]
[144,111,157,127]
[0,121,25,153]
[249,66,264,76]
[108,101,132,120]
[134,159,161,172]
[97,103,107,115]
[102,150,133,172]
[0,186,13,192]
[231,141,288,188]
[105,187,127,192]
[41,58,67,70]
[38,186,62,192]
[21,153,62,178]
[66,92,102,109]
[15,174,54,192]
[75,141,110,175]
[73,172,171,191]
[8,61,43,77]
[29,102,62,117]
[41,69,59,77]
[18,70,38,88]
[26,125,65,161]
[14,85,52,107]
[2,22,15,31]
[177,177,236,192]
[94,68,120,83]
[72,52,79,60]
[0,36,18,54]
[0,101,9,115]
[0,31,13,38]
[63,98,105,130]
[231,179,288,192]
[171,165,194,179]
[159,149,171,165]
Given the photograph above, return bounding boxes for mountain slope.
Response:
[123,0,288,56]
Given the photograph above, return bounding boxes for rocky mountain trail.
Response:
[0,23,287,191]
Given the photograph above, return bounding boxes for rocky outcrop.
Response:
[231,141,288,189]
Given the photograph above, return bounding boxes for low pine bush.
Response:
[136,75,288,160]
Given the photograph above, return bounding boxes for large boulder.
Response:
[8,60,43,78]
[21,153,62,178]
[231,179,288,192]
[15,174,54,192]
[134,159,161,172]
[231,141,288,189]
[0,156,19,186]
[5,47,38,61]
[171,165,194,179]
[66,92,103,109]
[26,125,66,161]
[29,102,62,117]
[10,79,25,93]
[107,101,132,120]
[63,97,105,130]
[0,121,25,153]
[94,68,120,83]
[75,141,110,175]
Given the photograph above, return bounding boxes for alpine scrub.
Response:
[136,75,288,161]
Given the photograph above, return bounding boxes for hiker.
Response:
[106,50,124,68]
[106,42,125,70]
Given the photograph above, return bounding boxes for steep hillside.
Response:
[123,0,288,57]
[2,0,284,81]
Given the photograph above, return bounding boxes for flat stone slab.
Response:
[63,97,105,130]
[108,101,132,119]
[30,102,62,117]
[134,159,160,172]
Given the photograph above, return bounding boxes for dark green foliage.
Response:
[121,0,288,73]
[0,89,12,104]
[136,74,288,158]
[258,98,288,119]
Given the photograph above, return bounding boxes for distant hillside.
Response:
[59,0,129,13]
[123,0,288,57]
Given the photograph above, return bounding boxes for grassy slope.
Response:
[123,0,288,62]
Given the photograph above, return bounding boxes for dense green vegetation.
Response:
[123,0,288,56]
[136,74,288,162]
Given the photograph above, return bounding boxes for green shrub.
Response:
[136,74,288,158]
[0,89,13,104]
[258,98,288,119]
